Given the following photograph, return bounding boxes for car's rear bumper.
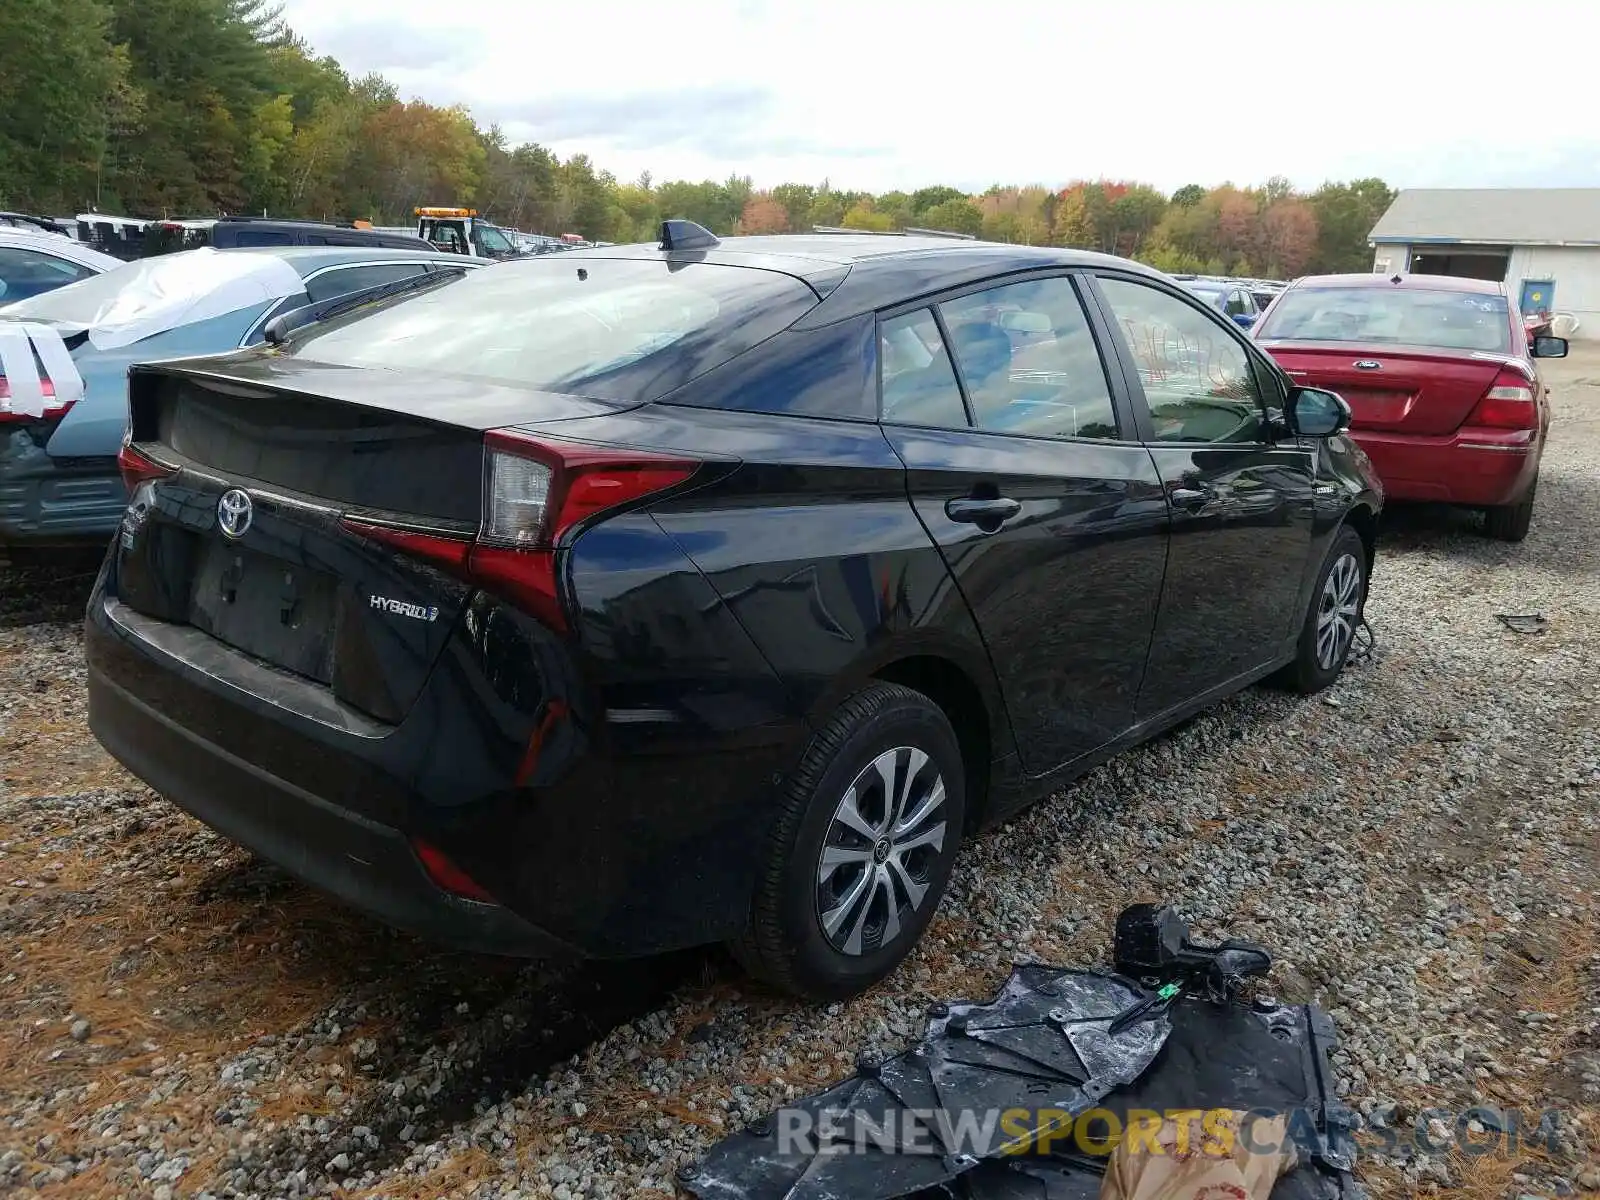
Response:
[0,427,124,546]
[1349,427,1540,507]
[87,649,577,958]
[83,532,805,959]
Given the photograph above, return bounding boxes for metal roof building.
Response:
[1369,188,1600,338]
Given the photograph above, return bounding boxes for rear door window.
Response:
[304,262,430,303]
[938,276,1119,440]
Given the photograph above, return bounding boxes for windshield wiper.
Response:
[263,265,472,345]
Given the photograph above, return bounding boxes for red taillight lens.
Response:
[411,837,497,904]
[0,376,72,425]
[480,429,698,548]
[117,442,178,492]
[341,431,700,634]
[1465,370,1539,430]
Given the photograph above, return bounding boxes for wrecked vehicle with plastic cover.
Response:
[0,245,471,549]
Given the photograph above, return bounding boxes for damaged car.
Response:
[84,224,1382,999]
[0,245,475,550]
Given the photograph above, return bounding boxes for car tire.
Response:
[1273,525,1367,695]
[1484,475,1537,542]
[729,681,965,1001]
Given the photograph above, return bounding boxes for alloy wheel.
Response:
[1316,551,1362,670]
[815,746,948,956]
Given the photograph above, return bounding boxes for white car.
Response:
[0,228,123,306]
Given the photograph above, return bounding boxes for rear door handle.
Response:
[945,497,1022,524]
[1168,486,1209,510]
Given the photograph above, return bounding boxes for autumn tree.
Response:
[0,0,130,213]
[910,185,966,214]
[739,193,790,234]
[0,0,1393,266]
[841,202,894,232]
[918,197,983,236]
[770,182,815,230]
[1310,178,1395,273]
[1257,199,1319,277]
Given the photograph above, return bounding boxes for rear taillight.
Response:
[0,377,74,425]
[411,837,497,904]
[342,430,699,633]
[1464,368,1539,431]
[117,441,178,492]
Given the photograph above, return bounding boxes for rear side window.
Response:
[304,262,429,303]
[667,315,877,419]
[288,258,817,403]
[880,309,968,428]
[1256,286,1512,353]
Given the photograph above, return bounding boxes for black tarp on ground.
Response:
[682,977,1360,1200]
[914,994,1361,1200]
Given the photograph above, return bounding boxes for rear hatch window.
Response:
[282,257,818,403]
[1256,287,1512,354]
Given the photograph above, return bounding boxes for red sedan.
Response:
[1253,273,1566,541]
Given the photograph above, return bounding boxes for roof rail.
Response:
[902,226,977,240]
[215,215,361,229]
[810,225,978,240]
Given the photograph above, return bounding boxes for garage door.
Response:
[1409,249,1510,282]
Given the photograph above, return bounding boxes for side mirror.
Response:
[1232,312,1257,329]
[1531,334,1568,359]
[1289,386,1351,437]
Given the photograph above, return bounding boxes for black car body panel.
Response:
[85,238,1382,964]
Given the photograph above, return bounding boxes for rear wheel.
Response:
[1273,526,1367,695]
[729,682,965,1001]
[1484,475,1537,542]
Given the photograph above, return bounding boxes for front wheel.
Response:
[1273,526,1367,695]
[729,681,965,1001]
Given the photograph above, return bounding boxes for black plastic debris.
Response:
[684,968,1171,1200]
[684,906,1360,1200]
[1495,612,1549,635]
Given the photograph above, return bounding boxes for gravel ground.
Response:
[2,353,1598,1200]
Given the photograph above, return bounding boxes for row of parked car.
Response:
[1174,274,1286,329]
[0,219,1565,1000]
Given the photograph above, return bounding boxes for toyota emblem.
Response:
[217,488,253,539]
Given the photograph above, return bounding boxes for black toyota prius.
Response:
[85,223,1382,1000]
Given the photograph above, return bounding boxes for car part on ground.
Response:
[682,905,1358,1200]
[84,227,1383,998]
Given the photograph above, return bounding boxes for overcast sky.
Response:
[280,0,1598,195]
